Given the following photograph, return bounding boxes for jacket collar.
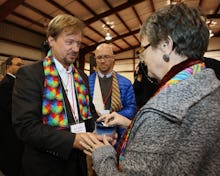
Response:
[144,69,220,123]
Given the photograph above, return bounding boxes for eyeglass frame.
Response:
[135,43,151,59]
[135,41,177,58]
[95,55,114,60]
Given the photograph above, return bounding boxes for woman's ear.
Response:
[161,36,173,54]
[161,36,174,63]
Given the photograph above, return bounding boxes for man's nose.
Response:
[71,42,80,51]
[99,58,106,62]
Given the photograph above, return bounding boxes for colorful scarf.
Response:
[156,62,205,94]
[117,62,205,171]
[42,50,92,128]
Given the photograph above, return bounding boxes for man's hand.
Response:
[79,133,113,156]
[73,133,94,150]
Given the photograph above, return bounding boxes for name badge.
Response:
[70,122,86,133]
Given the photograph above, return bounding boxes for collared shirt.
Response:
[6,73,16,78]
[97,71,113,109]
[54,58,79,123]
[97,71,112,78]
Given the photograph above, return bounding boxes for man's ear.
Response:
[47,36,55,47]
[112,55,116,64]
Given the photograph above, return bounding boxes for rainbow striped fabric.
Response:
[42,50,92,128]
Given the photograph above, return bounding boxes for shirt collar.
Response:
[6,72,16,78]
[53,57,72,74]
[97,71,112,78]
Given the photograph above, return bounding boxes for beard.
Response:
[64,51,79,64]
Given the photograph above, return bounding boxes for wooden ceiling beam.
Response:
[81,29,140,53]
[79,1,129,49]
[46,0,72,15]
[4,20,44,36]
[22,2,52,20]
[198,0,203,7]
[0,37,41,50]
[103,0,134,47]
[46,0,105,41]
[149,0,155,12]
[0,0,25,21]
[12,12,45,27]
[115,44,139,54]
[85,0,145,25]
[214,3,220,14]
[132,6,142,26]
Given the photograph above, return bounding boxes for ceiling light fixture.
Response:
[105,32,112,40]
[102,21,114,41]
[209,30,214,38]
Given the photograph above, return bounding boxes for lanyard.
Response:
[68,75,79,123]
[62,73,79,124]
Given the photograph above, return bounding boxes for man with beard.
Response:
[12,14,99,176]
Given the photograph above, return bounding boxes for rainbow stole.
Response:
[42,51,92,127]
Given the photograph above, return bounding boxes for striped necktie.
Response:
[110,72,123,112]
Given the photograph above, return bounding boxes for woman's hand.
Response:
[79,133,112,156]
[97,112,131,128]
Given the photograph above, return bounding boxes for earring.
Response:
[163,54,170,62]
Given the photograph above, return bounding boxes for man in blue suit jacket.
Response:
[89,43,136,145]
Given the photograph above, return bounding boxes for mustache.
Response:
[68,51,79,56]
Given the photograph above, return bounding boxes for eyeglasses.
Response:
[135,43,151,59]
[95,55,113,60]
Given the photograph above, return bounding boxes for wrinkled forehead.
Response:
[95,44,113,56]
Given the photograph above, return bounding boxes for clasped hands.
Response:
[77,112,131,155]
[79,132,116,156]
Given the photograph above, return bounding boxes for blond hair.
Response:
[47,14,84,39]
